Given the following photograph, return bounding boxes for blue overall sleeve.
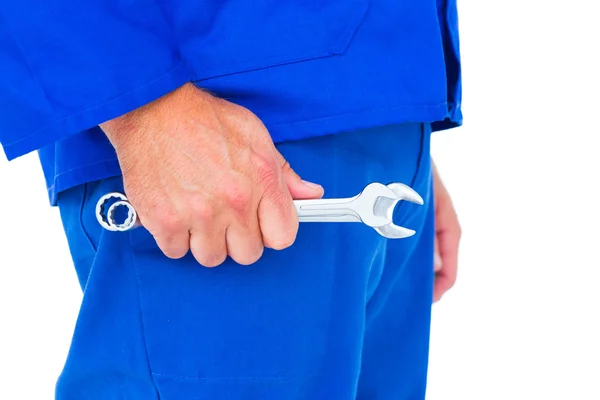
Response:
[0,1,191,160]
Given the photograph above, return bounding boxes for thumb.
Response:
[280,160,324,200]
[434,235,443,273]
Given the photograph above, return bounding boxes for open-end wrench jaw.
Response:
[293,182,424,238]
[373,183,424,239]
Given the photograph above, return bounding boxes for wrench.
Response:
[95,182,423,238]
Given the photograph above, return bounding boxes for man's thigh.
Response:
[56,123,431,399]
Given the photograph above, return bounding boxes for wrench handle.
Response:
[293,196,362,222]
[97,193,367,231]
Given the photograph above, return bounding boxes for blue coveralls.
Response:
[57,123,434,399]
[0,0,462,398]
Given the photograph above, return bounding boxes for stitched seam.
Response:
[193,48,339,79]
[47,159,119,193]
[271,102,455,128]
[48,158,122,202]
[412,123,428,189]
[127,233,162,399]
[78,183,98,252]
[151,372,299,382]
[192,2,368,79]
[4,64,185,147]
[52,158,118,179]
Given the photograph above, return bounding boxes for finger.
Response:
[433,279,446,302]
[254,152,299,250]
[433,225,461,301]
[438,216,460,283]
[141,210,191,259]
[275,150,324,200]
[154,231,191,259]
[434,235,443,273]
[434,268,455,302]
[225,212,264,265]
[189,224,228,267]
[258,189,298,250]
[282,163,324,199]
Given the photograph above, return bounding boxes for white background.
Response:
[1,0,599,398]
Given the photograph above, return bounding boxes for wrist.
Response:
[100,111,142,150]
[100,82,196,146]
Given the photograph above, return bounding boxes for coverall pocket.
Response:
[57,182,100,289]
[128,226,339,387]
[184,0,371,79]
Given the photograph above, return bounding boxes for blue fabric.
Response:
[56,123,435,399]
[0,0,461,205]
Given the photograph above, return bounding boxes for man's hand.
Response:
[101,83,324,267]
[432,161,461,302]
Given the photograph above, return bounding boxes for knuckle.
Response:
[280,159,292,173]
[191,200,215,221]
[198,251,227,268]
[160,245,189,260]
[265,229,297,250]
[155,211,186,234]
[253,155,280,187]
[236,106,263,126]
[189,234,227,267]
[262,184,290,214]
[233,246,264,266]
[153,233,190,259]
[222,184,252,214]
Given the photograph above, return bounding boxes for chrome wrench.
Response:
[96,182,423,238]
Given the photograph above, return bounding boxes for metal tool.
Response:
[95,182,423,238]
[294,182,423,238]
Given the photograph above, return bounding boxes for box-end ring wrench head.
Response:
[95,192,129,231]
[106,200,139,231]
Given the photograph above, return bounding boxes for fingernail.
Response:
[302,180,322,189]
